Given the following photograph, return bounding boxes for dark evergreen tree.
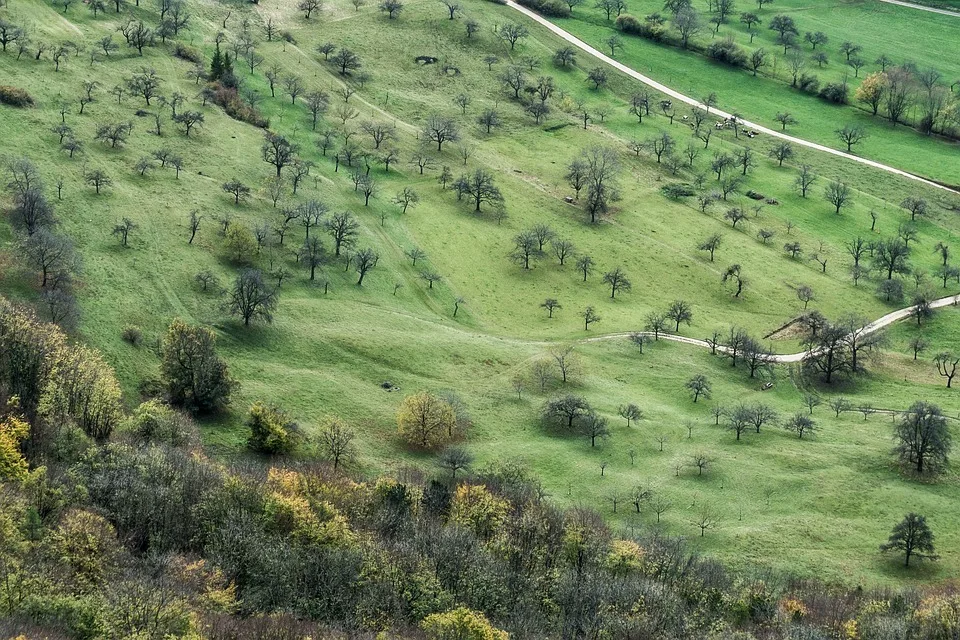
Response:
[209,43,224,81]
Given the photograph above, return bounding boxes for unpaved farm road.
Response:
[878,0,960,18]
[580,294,960,363]
[504,0,960,196]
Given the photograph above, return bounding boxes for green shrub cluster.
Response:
[661,183,697,199]
[819,82,849,104]
[615,14,668,41]
[706,39,747,67]
[516,0,570,18]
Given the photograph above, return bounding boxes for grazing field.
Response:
[1,0,959,587]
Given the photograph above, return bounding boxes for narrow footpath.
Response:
[581,294,960,363]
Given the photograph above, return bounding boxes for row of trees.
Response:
[606,3,960,138]
[6,159,82,327]
[855,67,960,136]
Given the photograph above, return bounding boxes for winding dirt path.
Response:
[877,0,960,18]
[504,0,960,195]
[578,294,960,362]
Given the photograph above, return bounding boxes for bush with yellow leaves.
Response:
[396,391,456,450]
[604,539,646,575]
[778,597,808,623]
[263,467,355,546]
[421,606,508,640]
[0,298,123,442]
[0,413,29,480]
[451,484,508,540]
[912,593,960,639]
[247,401,301,455]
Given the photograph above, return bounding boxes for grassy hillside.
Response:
[1,0,959,585]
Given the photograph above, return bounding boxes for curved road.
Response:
[504,0,960,195]
[580,294,960,362]
[878,0,960,17]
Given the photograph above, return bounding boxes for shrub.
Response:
[616,14,667,41]
[211,84,269,129]
[706,39,746,67]
[912,594,960,639]
[137,377,166,399]
[125,399,195,447]
[0,415,30,480]
[224,224,258,265]
[422,607,508,640]
[661,183,696,199]
[247,401,301,455]
[280,30,297,43]
[727,580,778,625]
[173,43,203,63]
[616,14,643,33]
[450,484,509,539]
[540,0,570,16]
[160,318,237,414]
[51,345,123,441]
[0,85,34,107]
[819,82,848,104]
[517,0,570,17]
[797,73,820,94]
[605,539,646,574]
[121,325,143,346]
[397,391,456,450]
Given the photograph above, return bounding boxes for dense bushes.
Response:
[0,297,122,443]
[159,318,237,414]
[615,14,643,33]
[121,324,142,346]
[706,38,747,67]
[616,13,668,41]
[661,183,696,199]
[247,401,301,454]
[173,42,203,63]
[422,607,508,640]
[516,0,570,17]
[0,85,34,107]
[819,82,849,104]
[797,73,820,94]
[211,83,269,129]
[124,399,196,447]
[0,415,29,480]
